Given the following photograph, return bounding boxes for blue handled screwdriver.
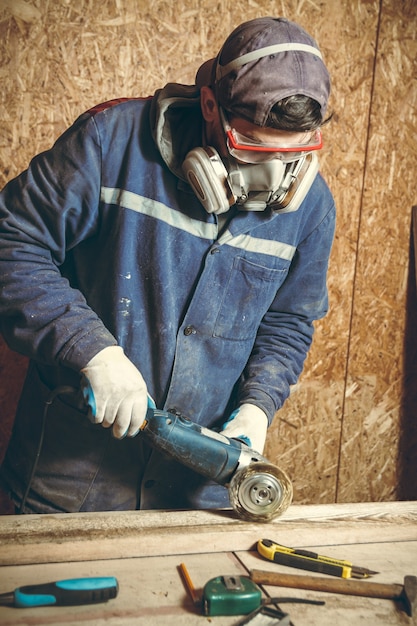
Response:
[0,577,119,608]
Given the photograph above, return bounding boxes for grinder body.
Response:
[140,408,292,522]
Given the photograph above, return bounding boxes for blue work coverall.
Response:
[0,84,335,513]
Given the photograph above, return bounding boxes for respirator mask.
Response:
[183,106,320,215]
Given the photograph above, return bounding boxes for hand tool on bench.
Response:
[0,577,119,608]
[250,569,417,617]
[202,574,324,621]
[257,539,378,578]
[139,407,293,522]
[179,565,324,618]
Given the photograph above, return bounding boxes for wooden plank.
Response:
[1,502,417,566]
[0,532,415,624]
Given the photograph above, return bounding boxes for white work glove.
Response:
[81,345,150,439]
[220,403,268,453]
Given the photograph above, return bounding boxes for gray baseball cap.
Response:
[196,17,331,126]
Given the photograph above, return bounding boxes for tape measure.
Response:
[202,575,262,616]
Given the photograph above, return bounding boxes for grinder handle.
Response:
[140,408,243,485]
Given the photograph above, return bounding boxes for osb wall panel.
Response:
[337,0,417,502]
[0,0,414,512]
[265,0,380,502]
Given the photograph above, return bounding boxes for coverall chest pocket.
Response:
[213,255,290,341]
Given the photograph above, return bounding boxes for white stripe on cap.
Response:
[215,43,323,81]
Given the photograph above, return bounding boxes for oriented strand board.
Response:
[263,1,382,504]
[265,380,346,503]
[337,0,417,503]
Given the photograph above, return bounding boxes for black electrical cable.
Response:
[18,385,78,514]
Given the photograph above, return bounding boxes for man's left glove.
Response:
[220,403,268,453]
[81,345,149,439]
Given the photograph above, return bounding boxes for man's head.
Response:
[196,16,331,131]
[184,17,330,215]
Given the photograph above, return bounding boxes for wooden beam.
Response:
[2,502,417,566]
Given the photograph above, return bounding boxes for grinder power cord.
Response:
[18,385,293,521]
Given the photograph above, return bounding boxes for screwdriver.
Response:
[0,577,119,608]
[257,539,378,579]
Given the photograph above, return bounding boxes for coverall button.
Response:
[184,325,196,336]
[210,246,220,254]
[144,480,155,488]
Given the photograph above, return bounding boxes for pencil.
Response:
[179,562,200,604]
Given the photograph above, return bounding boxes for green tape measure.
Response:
[202,575,262,616]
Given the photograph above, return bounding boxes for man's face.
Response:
[200,87,321,165]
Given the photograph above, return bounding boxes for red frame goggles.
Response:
[220,107,323,164]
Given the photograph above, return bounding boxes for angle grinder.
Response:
[140,408,293,522]
[18,386,292,518]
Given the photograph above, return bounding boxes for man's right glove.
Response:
[81,345,149,439]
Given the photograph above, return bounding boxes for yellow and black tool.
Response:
[257,539,379,579]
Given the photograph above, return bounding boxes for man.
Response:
[0,17,335,513]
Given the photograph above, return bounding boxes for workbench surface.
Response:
[0,501,416,625]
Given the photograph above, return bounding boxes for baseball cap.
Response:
[196,17,331,127]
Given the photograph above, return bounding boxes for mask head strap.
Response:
[215,43,323,82]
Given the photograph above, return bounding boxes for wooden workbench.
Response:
[0,501,416,625]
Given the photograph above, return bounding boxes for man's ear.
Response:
[200,86,219,122]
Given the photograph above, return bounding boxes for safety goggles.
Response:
[220,107,323,164]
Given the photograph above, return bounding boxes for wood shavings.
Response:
[1,0,41,23]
